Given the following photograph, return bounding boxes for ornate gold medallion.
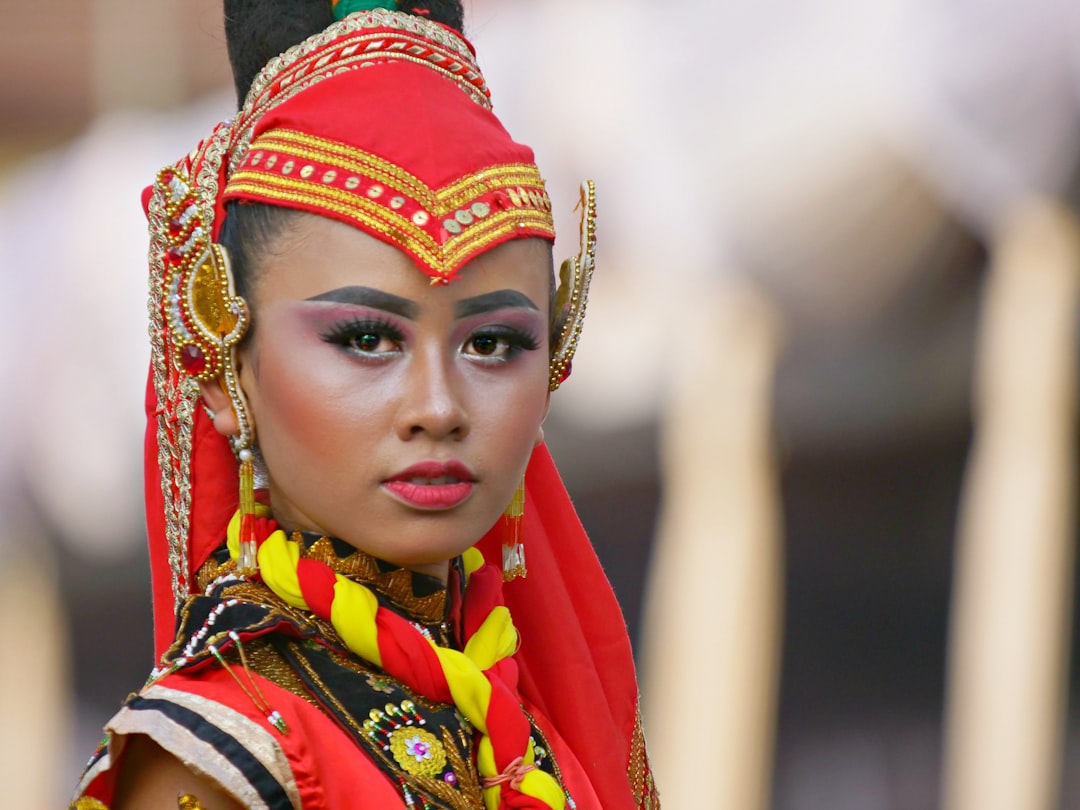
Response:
[389,727,447,777]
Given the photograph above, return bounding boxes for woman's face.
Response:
[219,213,552,579]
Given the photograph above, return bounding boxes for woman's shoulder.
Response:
[103,735,246,810]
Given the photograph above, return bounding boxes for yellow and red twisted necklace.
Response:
[225,510,567,810]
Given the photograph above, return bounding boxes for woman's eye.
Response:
[321,318,404,357]
[469,334,503,356]
[462,328,539,360]
[350,332,387,353]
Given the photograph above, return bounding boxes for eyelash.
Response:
[319,319,540,362]
[320,317,405,357]
[464,326,540,361]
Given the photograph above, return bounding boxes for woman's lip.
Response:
[383,480,475,510]
[387,460,475,483]
[383,460,476,510]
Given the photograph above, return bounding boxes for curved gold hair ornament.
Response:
[158,168,254,455]
[549,181,597,391]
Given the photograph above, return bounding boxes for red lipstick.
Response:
[383,460,475,510]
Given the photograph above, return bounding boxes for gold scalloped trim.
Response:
[301,535,447,622]
[225,129,554,279]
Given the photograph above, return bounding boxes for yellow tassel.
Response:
[502,479,526,581]
[237,449,258,573]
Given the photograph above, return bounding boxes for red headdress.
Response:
[143,8,655,809]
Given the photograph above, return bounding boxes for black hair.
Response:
[218,201,292,306]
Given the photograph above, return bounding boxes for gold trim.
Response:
[303,535,448,622]
[225,172,440,261]
[629,703,660,809]
[149,173,199,613]
[549,181,597,390]
[226,131,555,278]
[251,131,434,205]
[259,130,550,216]
[243,11,488,115]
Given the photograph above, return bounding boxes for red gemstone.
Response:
[167,246,184,265]
[180,344,207,375]
[168,218,183,236]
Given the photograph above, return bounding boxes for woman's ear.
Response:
[199,379,240,438]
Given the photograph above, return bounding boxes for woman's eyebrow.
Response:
[305,286,419,319]
[455,289,538,319]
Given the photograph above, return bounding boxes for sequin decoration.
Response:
[389,727,447,777]
[366,673,396,694]
[157,168,249,385]
[224,129,554,281]
[364,700,453,781]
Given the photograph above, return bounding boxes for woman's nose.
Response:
[395,346,469,441]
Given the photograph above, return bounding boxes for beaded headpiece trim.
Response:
[224,129,554,280]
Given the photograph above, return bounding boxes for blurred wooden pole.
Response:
[0,542,69,808]
[942,200,1080,810]
[642,284,783,810]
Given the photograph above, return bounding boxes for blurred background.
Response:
[3,1,1080,807]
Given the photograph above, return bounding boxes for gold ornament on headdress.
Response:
[157,168,253,454]
[155,165,261,573]
[549,181,597,391]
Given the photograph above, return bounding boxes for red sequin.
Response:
[179,344,207,375]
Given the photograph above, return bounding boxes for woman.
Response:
[70,2,657,808]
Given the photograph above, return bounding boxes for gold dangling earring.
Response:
[204,243,257,576]
[237,446,258,573]
[502,478,527,581]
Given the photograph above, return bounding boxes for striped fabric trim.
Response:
[105,684,300,810]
